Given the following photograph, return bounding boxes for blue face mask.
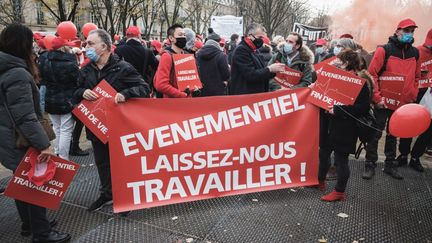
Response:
[86,47,100,62]
[316,47,324,55]
[333,46,342,55]
[283,43,293,55]
[400,32,414,43]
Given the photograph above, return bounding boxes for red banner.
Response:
[379,71,405,110]
[274,66,303,88]
[172,54,202,91]
[4,148,79,210]
[106,89,319,212]
[308,64,366,110]
[72,80,116,143]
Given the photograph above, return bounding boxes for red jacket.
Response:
[368,35,421,104]
[154,49,187,98]
[418,45,432,76]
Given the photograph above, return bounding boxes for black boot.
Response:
[32,230,71,243]
[409,158,425,172]
[22,219,58,237]
[362,161,376,180]
[69,145,89,156]
[383,162,403,180]
[396,155,408,167]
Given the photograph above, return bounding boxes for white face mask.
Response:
[333,46,342,55]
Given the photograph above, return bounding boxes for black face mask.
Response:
[251,35,264,49]
[175,37,187,49]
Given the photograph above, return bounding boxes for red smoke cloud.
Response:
[329,0,432,51]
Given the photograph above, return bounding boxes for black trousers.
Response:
[399,121,432,159]
[365,109,397,166]
[318,147,350,192]
[91,140,112,199]
[71,116,84,149]
[15,200,51,237]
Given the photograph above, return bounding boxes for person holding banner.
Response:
[318,49,372,201]
[230,23,285,95]
[75,29,149,212]
[0,24,71,243]
[268,32,314,91]
[314,39,329,64]
[363,19,421,180]
[154,24,200,98]
[396,28,432,172]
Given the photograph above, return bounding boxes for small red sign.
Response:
[274,66,303,88]
[72,80,116,143]
[308,64,365,110]
[4,148,80,210]
[172,54,203,91]
[379,71,405,110]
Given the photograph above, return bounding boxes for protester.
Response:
[74,29,150,212]
[268,32,315,90]
[257,35,273,64]
[150,39,162,61]
[396,28,432,172]
[154,24,200,98]
[229,23,285,95]
[184,28,197,54]
[363,19,421,180]
[324,39,339,60]
[35,37,49,113]
[206,27,221,42]
[40,37,79,160]
[0,23,70,243]
[271,35,285,54]
[226,33,239,63]
[196,39,230,96]
[115,26,159,86]
[314,39,329,64]
[318,49,372,201]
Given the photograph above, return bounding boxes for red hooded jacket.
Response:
[418,29,432,77]
[368,35,421,104]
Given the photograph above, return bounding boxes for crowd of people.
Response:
[0,17,431,242]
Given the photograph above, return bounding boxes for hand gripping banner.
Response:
[106,88,319,212]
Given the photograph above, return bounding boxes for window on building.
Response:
[36,2,46,25]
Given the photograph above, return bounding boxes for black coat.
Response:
[115,39,159,84]
[0,51,50,170]
[40,50,79,114]
[74,54,150,141]
[327,82,371,154]
[196,45,230,96]
[229,40,276,95]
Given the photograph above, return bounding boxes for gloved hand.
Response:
[184,88,191,97]
[192,89,201,97]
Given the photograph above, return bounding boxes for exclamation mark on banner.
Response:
[59,191,63,197]
[300,162,306,182]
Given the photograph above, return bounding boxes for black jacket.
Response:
[325,71,372,154]
[229,40,276,95]
[196,45,230,96]
[257,46,273,64]
[0,51,50,170]
[115,39,159,84]
[40,50,79,114]
[74,54,150,141]
[37,51,48,86]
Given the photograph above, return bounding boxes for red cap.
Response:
[51,37,77,50]
[315,38,327,46]
[424,28,432,46]
[194,40,203,49]
[339,33,354,39]
[397,18,418,29]
[150,40,162,53]
[28,157,57,187]
[219,37,226,46]
[126,26,141,37]
[262,35,271,45]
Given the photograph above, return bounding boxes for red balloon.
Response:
[82,23,98,38]
[57,21,77,40]
[43,34,56,50]
[389,104,431,138]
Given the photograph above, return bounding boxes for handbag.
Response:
[1,90,55,149]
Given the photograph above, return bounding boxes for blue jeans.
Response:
[39,85,46,113]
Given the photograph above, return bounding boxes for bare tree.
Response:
[138,0,162,39]
[0,0,27,26]
[235,0,311,37]
[39,0,81,23]
[160,0,185,27]
[183,0,220,34]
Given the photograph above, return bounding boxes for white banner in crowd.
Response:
[292,23,328,45]
[210,15,243,40]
